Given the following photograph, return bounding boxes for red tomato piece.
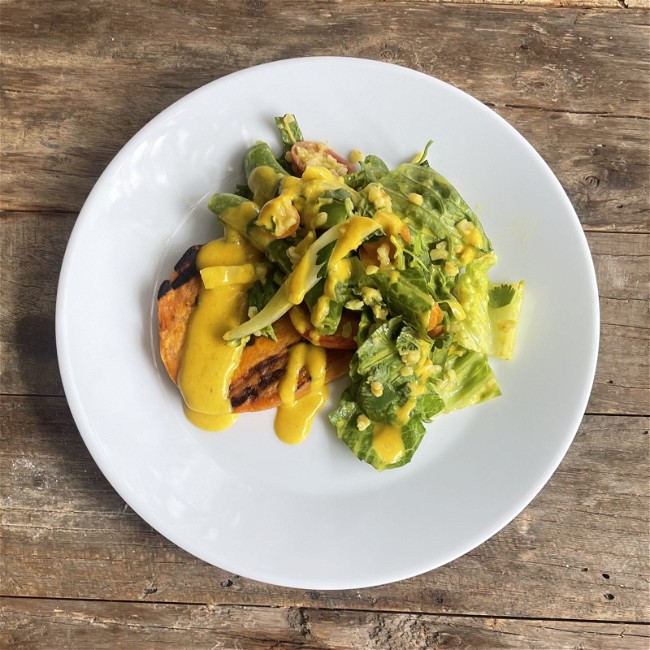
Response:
[290,141,356,176]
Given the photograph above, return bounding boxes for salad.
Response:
[190,115,524,470]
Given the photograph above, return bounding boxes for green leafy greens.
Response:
[207,114,524,470]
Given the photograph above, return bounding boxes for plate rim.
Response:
[55,55,600,589]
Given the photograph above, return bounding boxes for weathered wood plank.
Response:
[434,0,650,6]
[588,233,649,413]
[1,598,649,650]
[507,113,649,234]
[2,2,647,116]
[0,213,73,397]
[2,398,648,621]
[2,212,647,413]
[441,0,650,6]
[1,3,648,218]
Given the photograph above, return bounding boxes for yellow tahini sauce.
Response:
[253,164,356,231]
[274,342,328,444]
[372,423,406,465]
[177,229,260,431]
[177,168,373,442]
[178,227,330,445]
[370,340,434,465]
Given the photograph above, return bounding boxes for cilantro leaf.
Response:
[489,284,516,309]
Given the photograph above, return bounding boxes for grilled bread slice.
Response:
[157,245,352,412]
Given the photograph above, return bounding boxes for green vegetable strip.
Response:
[244,141,288,180]
[274,114,304,153]
[304,280,343,336]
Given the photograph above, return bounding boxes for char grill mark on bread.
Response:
[157,245,202,299]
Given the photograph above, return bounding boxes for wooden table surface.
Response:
[1,1,649,648]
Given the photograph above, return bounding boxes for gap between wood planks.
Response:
[483,102,650,121]
[1,594,647,627]
[2,85,648,119]
[410,1,647,8]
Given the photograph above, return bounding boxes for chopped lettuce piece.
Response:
[224,218,380,341]
[372,163,492,263]
[365,268,434,335]
[317,188,356,229]
[304,279,343,335]
[435,346,502,413]
[345,155,390,190]
[351,318,403,379]
[453,253,524,360]
[330,390,431,471]
[223,223,345,340]
[247,278,279,341]
[452,252,496,355]
[275,114,304,153]
[330,318,446,470]
[488,281,525,360]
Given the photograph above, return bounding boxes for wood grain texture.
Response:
[448,0,650,5]
[2,397,648,621]
[2,3,649,216]
[3,1,647,116]
[1,0,649,646]
[2,212,647,413]
[2,597,649,650]
[588,233,650,413]
[428,0,650,6]
[0,212,72,397]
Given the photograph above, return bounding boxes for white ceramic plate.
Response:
[56,57,599,589]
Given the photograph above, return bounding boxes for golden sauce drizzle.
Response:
[183,405,237,432]
[288,306,322,344]
[372,423,406,465]
[323,216,381,302]
[178,170,379,443]
[279,166,351,230]
[286,248,313,304]
[251,164,357,232]
[178,231,260,431]
[248,165,283,206]
[371,342,434,465]
[274,342,328,444]
[312,294,331,329]
[324,258,352,301]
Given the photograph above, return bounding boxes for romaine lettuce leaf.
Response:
[351,318,403,379]
[247,278,279,340]
[365,268,434,335]
[452,252,496,355]
[304,279,342,335]
[329,389,431,470]
[330,318,446,470]
[435,345,502,413]
[345,155,390,190]
[452,253,524,360]
[373,163,492,261]
[488,281,525,360]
